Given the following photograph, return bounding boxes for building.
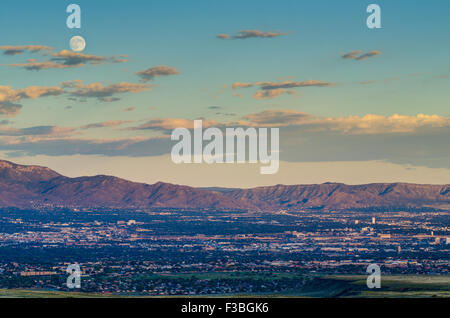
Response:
[20,271,58,277]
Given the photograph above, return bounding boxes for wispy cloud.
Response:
[63,81,151,102]
[231,82,254,89]
[0,125,76,137]
[135,65,180,82]
[8,59,75,71]
[81,120,134,129]
[218,30,288,40]
[131,118,219,132]
[52,50,108,65]
[242,110,310,126]
[7,50,127,71]
[0,136,170,158]
[132,110,450,135]
[232,79,333,99]
[240,110,450,134]
[253,89,296,100]
[341,50,382,61]
[0,85,64,116]
[124,106,136,112]
[0,45,52,56]
[0,120,134,138]
[1,111,448,169]
[216,34,230,40]
[256,80,333,90]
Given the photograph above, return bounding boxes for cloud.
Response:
[342,50,362,59]
[256,80,333,90]
[51,50,107,66]
[319,113,450,134]
[64,81,151,102]
[16,86,64,99]
[7,50,127,71]
[218,30,288,40]
[88,110,449,169]
[0,137,170,158]
[0,80,150,106]
[135,66,180,82]
[342,50,382,61]
[232,79,333,99]
[124,106,136,112]
[0,125,76,137]
[61,80,83,88]
[232,82,254,89]
[242,110,310,126]
[0,120,136,138]
[8,59,75,71]
[0,102,22,117]
[0,45,52,56]
[81,120,134,129]
[137,110,450,135]
[132,118,219,132]
[216,34,230,40]
[240,109,450,134]
[1,111,448,169]
[253,89,295,100]
[0,85,64,116]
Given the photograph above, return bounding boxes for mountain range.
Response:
[0,160,448,211]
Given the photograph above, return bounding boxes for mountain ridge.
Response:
[0,160,448,211]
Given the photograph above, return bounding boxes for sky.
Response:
[0,0,449,187]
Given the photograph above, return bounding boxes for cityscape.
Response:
[0,204,448,296]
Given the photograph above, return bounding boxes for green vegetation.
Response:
[310,275,450,298]
[0,289,111,298]
[1,274,448,298]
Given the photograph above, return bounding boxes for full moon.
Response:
[70,36,86,52]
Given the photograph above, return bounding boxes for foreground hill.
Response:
[0,160,448,211]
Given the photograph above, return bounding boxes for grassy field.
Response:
[0,274,448,298]
[309,275,450,298]
[0,289,111,298]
